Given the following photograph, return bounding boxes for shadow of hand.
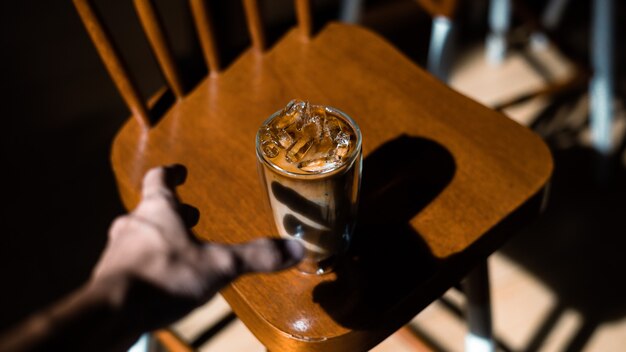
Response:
[312,135,456,329]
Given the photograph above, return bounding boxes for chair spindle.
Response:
[73,0,151,127]
[189,0,221,74]
[134,0,185,99]
[242,0,266,52]
[295,0,313,39]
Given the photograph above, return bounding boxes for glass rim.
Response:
[255,106,362,179]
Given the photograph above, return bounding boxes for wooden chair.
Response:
[73,0,553,351]
[415,0,459,82]
[340,0,460,81]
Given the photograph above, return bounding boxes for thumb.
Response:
[202,238,305,282]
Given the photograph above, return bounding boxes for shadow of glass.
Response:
[312,135,456,329]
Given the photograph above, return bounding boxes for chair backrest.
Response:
[72,0,313,128]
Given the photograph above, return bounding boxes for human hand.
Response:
[0,165,303,351]
[90,165,304,332]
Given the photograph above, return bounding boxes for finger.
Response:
[136,167,178,221]
[142,167,174,201]
[141,164,187,201]
[135,167,183,233]
[202,239,304,281]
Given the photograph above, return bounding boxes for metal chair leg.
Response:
[531,0,571,50]
[462,260,495,352]
[339,0,363,24]
[128,333,151,352]
[486,0,511,65]
[427,16,455,82]
[542,0,571,29]
[590,0,614,154]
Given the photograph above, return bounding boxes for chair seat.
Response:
[111,22,552,352]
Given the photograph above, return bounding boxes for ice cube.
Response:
[261,140,280,158]
[329,144,349,161]
[283,100,310,130]
[335,131,350,146]
[323,116,343,140]
[270,113,296,131]
[259,125,285,150]
[327,131,350,161]
[264,100,355,170]
[298,157,339,173]
[308,105,327,122]
[284,99,307,117]
[275,129,294,149]
[259,126,275,145]
[315,133,335,156]
[301,119,323,140]
[286,137,314,163]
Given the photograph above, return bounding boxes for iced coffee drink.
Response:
[256,100,362,274]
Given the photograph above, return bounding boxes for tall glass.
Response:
[256,102,362,274]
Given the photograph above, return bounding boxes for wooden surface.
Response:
[243,0,266,52]
[415,0,459,18]
[134,0,184,98]
[295,0,313,39]
[189,0,220,74]
[154,329,193,352]
[109,23,552,352]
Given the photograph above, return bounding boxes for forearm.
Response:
[0,166,304,351]
[0,276,139,352]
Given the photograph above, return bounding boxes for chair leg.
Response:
[541,0,571,29]
[427,16,455,83]
[153,329,194,352]
[462,260,495,352]
[127,333,152,352]
[530,0,571,50]
[339,0,363,24]
[590,0,615,155]
[486,0,511,65]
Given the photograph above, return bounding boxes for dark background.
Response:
[2,1,625,349]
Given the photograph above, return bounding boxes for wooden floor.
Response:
[172,252,626,352]
[167,39,626,352]
[2,1,623,349]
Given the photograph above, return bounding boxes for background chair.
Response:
[73,0,552,351]
[486,0,616,156]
